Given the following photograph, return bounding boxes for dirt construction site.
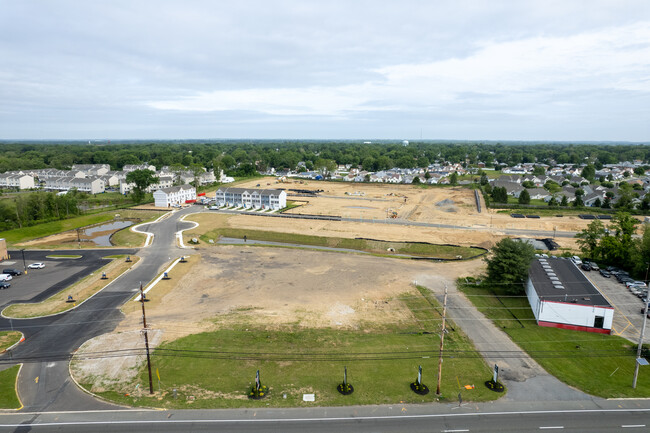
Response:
[204,178,608,249]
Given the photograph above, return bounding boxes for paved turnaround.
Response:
[0,207,649,432]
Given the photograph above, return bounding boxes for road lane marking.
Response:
[3,407,650,424]
[622,425,646,428]
[34,376,38,384]
[539,427,563,430]
[442,430,469,432]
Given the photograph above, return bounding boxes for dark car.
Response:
[0,282,10,289]
[581,262,591,271]
[2,269,21,276]
[599,269,611,278]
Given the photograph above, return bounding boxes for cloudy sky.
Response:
[1,1,649,141]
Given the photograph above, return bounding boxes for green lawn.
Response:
[458,282,650,398]
[3,213,115,246]
[0,365,21,409]
[89,287,500,408]
[199,228,485,260]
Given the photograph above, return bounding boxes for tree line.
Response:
[0,191,82,231]
[1,141,650,175]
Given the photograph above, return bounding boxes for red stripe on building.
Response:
[537,320,611,335]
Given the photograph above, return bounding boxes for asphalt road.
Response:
[0,208,197,412]
[0,402,649,432]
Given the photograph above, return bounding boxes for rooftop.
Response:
[528,257,610,307]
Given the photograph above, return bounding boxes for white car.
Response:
[0,274,12,282]
[28,262,45,269]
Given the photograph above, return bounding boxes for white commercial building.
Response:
[526,257,614,334]
[153,184,196,207]
[214,187,287,210]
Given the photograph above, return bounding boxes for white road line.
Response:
[442,429,469,432]
[539,427,564,430]
[622,425,646,428]
[3,408,650,423]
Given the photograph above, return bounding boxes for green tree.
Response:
[518,189,531,205]
[314,158,337,179]
[532,165,546,176]
[593,197,602,208]
[575,219,605,259]
[126,169,158,203]
[485,238,536,294]
[548,196,557,206]
[581,164,596,181]
[449,172,458,186]
[480,172,489,185]
[602,196,611,209]
[634,167,645,176]
[560,195,569,207]
[412,176,421,184]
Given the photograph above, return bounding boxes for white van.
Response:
[571,256,582,265]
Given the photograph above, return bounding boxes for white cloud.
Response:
[147,21,650,116]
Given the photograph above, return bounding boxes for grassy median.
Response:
[458,281,650,398]
[3,255,140,318]
[0,365,21,409]
[0,332,23,352]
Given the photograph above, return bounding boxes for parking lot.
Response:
[583,268,649,343]
[0,249,135,309]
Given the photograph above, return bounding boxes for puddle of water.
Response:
[344,206,376,210]
[83,220,133,246]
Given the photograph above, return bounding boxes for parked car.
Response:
[2,268,21,276]
[572,256,582,265]
[0,274,12,282]
[581,262,592,271]
[626,281,647,289]
[590,263,600,271]
[0,282,10,289]
[599,269,611,278]
[27,262,45,269]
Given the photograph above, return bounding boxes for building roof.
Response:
[158,184,194,194]
[528,257,611,307]
[217,187,284,195]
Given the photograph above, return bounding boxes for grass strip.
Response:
[193,223,483,260]
[3,255,139,318]
[0,332,22,352]
[91,286,498,408]
[0,365,21,409]
[458,282,650,398]
[45,254,82,259]
[3,213,115,246]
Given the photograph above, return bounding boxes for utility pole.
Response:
[76,228,81,249]
[140,282,154,394]
[20,249,27,274]
[633,264,650,388]
[436,285,448,396]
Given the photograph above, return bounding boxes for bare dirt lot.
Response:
[72,246,485,389]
